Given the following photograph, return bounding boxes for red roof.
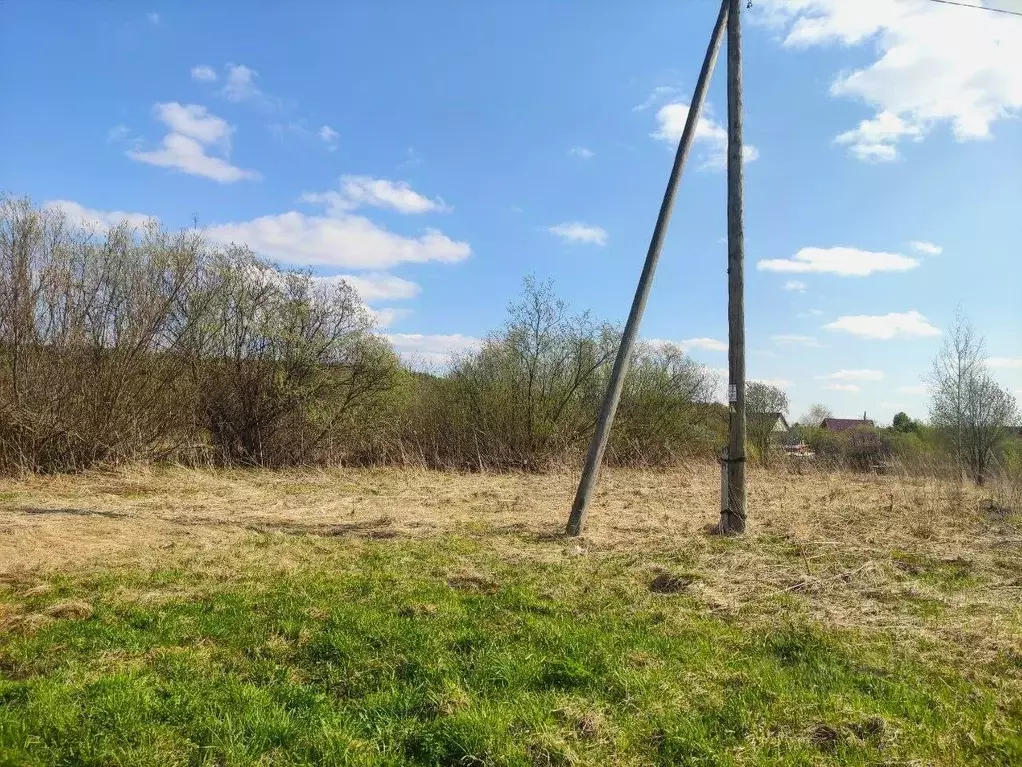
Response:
[821,417,874,432]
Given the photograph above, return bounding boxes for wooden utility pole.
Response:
[722,0,747,534]
[566,0,730,537]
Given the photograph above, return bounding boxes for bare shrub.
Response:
[0,197,206,472]
[397,277,719,471]
[0,197,400,473]
[190,250,400,466]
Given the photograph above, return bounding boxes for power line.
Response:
[925,0,1022,17]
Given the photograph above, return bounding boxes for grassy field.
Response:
[1,465,1020,765]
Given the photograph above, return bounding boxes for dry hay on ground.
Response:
[1,463,1019,659]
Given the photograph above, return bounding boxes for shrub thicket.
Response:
[0,198,722,473]
[4,197,1016,480]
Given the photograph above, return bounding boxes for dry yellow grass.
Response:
[1,463,1020,660]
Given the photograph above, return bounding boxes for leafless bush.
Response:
[395,277,721,471]
[0,197,205,471]
[191,250,400,466]
[0,197,400,473]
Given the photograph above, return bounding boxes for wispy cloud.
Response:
[302,176,449,215]
[910,240,942,255]
[783,280,808,292]
[386,333,483,369]
[548,222,608,246]
[648,337,728,353]
[633,85,678,112]
[128,102,259,183]
[221,63,278,108]
[206,212,469,270]
[190,64,218,83]
[988,357,1022,369]
[758,246,919,276]
[107,124,131,143]
[653,102,759,170]
[568,146,594,159]
[825,383,861,393]
[825,311,940,340]
[43,200,154,232]
[311,273,421,303]
[319,125,339,151]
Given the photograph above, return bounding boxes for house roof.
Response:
[750,412,789,431]
[821,417,874,432]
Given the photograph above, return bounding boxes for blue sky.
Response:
[2,0,1020,422]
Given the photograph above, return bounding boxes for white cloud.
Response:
[386,333,483,369]
[758,246,919,276]
[825,383,861,393]
[648,337,728,353]
[206,211,470,270]
[568,146,594,159]
[834,111,923,162]
[371,308,412,328]
[987,357,1022,369]
[815,369,884,381]
[130,134,258,183]
[128,102,258,183]
[548,222,608,246]
[152,102,231,146]
[222,64,268,105]
[772,334,820,346]
[302,176,448,215]
[633,85,678,112]
[147,11,160,24]
[319,125,339,150]
[783,280,808,292]
[897,384,929,396]
[797,309,824,318]
[824,311,940,340]
[43,200,154,232]
[910,240,942,255]
[653,102,759,169]
[311,273,420,303]
[759,0,1022,161]
[191,65,218,83]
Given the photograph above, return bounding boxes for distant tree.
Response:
[892,411,918,433]
[746,382,790,466]
[928,312,1019,484]
[800,403,833,429]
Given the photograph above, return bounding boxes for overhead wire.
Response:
[923,0,1022,17]
[745,0,1022,18]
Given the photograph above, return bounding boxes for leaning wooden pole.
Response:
[565,0,730,537]
[722,0,747,534]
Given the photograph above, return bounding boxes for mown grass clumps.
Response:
[1,538,1019,766]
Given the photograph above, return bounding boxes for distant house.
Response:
[820,416,874,432]
[750,412,791,446]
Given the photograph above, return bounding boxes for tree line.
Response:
[0,197,724,473]
[2,197,1017,480]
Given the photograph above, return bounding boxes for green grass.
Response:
[1,537,1020,766]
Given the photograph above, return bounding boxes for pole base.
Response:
[718,510,746,535]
